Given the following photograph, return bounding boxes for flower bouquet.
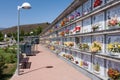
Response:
[64,54,74,61]
[92,24,99,31]
[83,61,89,69]
[79,43,89,51]
[65,29,69,34]
[59,31,65,37]
[73,26,81,32]
[63,17,69,23]
[69,14,74,21]
[93,0,102,8]
[108,15,119,27]
[60,21,65,27]
[108,68,120,80]
[91,41,102,54]
[64,42,74,48]
[107,42,120,56]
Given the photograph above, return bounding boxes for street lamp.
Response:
[17,2,31,75]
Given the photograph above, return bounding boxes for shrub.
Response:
[0,54,5,77]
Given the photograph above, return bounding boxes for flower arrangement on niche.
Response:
[63,17,69,23]
[54,41,59,45]
[65,29,69,34]
[83,61,89,69]
[108,15,120,27]
[75,61,79,64]
[60,21,65,27]
[92,24,100,31]
[49,29,53,33]
[62,54,74,61]
[59,31,65,37]
[108,16,118,26]
[93,62,100,73]
[69,14,74,21]
[91,41,102,53]
[80,61,83,67]
[93,0,102,8]
[107,68,120,80]
[75,11,80,18]
[69,30,73,34]
[107,42,120,53]
[79,43,89,51]
[64,42,74,47]
[73,26,81,32]
[50,46,55,50]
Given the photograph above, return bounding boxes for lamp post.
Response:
[17,2,31,75]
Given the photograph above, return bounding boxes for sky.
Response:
[0,0,73,28]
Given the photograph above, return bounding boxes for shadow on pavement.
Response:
[20,66,54,75]
[30,51,41,56]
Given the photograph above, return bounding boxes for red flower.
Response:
[73,26,81,32]
[94,0,102,8]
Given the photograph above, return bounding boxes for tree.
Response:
[12,32,17,41]
[36,26,42,35]
[31,26,42,36]
[0,31,4,41]
[24,32,30,36]
[20,29,25,36]
[33,29,37,36]
[7,33,12,37]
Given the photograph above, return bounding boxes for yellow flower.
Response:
[108,44,114,49]
[91,41,102,53]
[118,45,120,48]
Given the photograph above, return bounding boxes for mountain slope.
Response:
[1,22,50,34]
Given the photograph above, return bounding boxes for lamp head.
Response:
[21,2,31,9]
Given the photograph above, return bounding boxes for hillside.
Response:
[0,28,5,30]
[1,22,50,34]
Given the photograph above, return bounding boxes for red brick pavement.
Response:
[11,44,91,80]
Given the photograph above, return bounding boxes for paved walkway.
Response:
[11,44,91,80]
